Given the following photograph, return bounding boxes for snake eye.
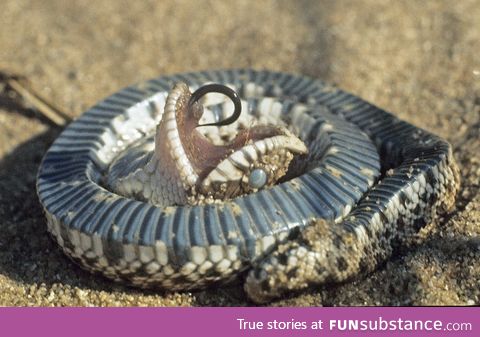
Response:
[248,168,268,189]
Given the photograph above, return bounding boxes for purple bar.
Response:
[0,307,477,337]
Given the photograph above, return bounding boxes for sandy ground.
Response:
[0,0,479,306]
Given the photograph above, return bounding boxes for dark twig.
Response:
[1,71,71,127]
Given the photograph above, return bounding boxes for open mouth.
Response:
[157,83,308,202]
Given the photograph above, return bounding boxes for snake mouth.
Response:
[175,84,278,180]
[156,83,308,201]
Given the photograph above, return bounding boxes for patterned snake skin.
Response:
[36,69,460,303]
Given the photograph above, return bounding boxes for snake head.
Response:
[155,82,308,204]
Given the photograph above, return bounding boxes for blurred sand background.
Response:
[0,0,479,306]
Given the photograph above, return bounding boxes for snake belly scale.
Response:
[36,69,460,303]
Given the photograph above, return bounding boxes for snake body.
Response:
[36,69,460,303]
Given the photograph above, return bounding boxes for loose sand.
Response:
[0,0,479,306]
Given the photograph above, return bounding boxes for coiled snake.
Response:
[36,69,460,303]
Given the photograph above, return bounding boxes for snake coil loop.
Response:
[36,70,460,303]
